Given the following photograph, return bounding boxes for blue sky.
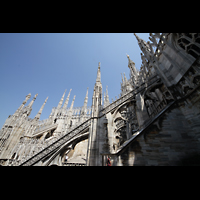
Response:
[0,33,149,128]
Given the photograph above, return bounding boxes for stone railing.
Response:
[19,118,91,166]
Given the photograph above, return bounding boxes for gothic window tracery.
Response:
[175,33,200,59]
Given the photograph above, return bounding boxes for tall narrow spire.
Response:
[14,93,31,115]
[34,97,48,120]
[106,85,109,97]
[84,87,89,105]
[127,54,138,84]
[103,92,106,105]
[121,73,124,84]
[104,86,110,107]
[70,95,76,110]
[124,72,128,83]
[63,89,72,110]
[57,89,67,110]
[81,87,89,115]
[127,54,135,65]
[27,94,38,108]
[96,62,101,83]
[134,33,151,54]
[23,93,31,105]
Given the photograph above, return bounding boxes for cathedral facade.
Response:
[1,33,200,166]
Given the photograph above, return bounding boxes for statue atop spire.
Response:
[23,93,31,105]
[96,62,101,83]
[21,93,38,117]
[127,54,138,82]
[27,94,38,108]
[14,93,31,116]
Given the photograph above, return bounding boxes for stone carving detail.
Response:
[177,58,200,96]
[144,83,174,118]
[175,33,200,59]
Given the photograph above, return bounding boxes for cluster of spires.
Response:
[16,87,89,122]
[51,87,90,119]
[18,33,159,121]
[122,33,163,89]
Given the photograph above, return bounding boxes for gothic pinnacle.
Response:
[127,54,137,77]
[121,73,124,84]
[85,87,89,100]
[96,62,101,83]
[133,33,151,54]
[124,72,128,83]
[70,95,76,110]
[57,89,67,110]
[34,96,48,120]
[23,93,31,105]
[133,33,141,43]
[27,94,38,108]
[63,89,72,110]
[15,93,32,115]
[104,85,110,107]
[81,87,89,115]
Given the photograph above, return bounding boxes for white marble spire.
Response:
[57,89,67,110]
[63,89,72,110]
[81,87,89,115]
[70,95,76,110]
[96,62,101,83]
[27,94,38,108]
[34,97,48,120]
[104,86,110,107]
[14,93,31,115]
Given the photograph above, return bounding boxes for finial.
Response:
[85,87,89,99]
[26,93,31,98]
[133,33,140,41]
[96,62,101,83]
[57,89,67,110]
[98,62,101,69]
[27,93,38,108]
[34,96,48,120]
[70,95,76,110]
[22,93,31,105]
[63,89,72,110]
[82,88,89,114]
[124,72,128,82]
